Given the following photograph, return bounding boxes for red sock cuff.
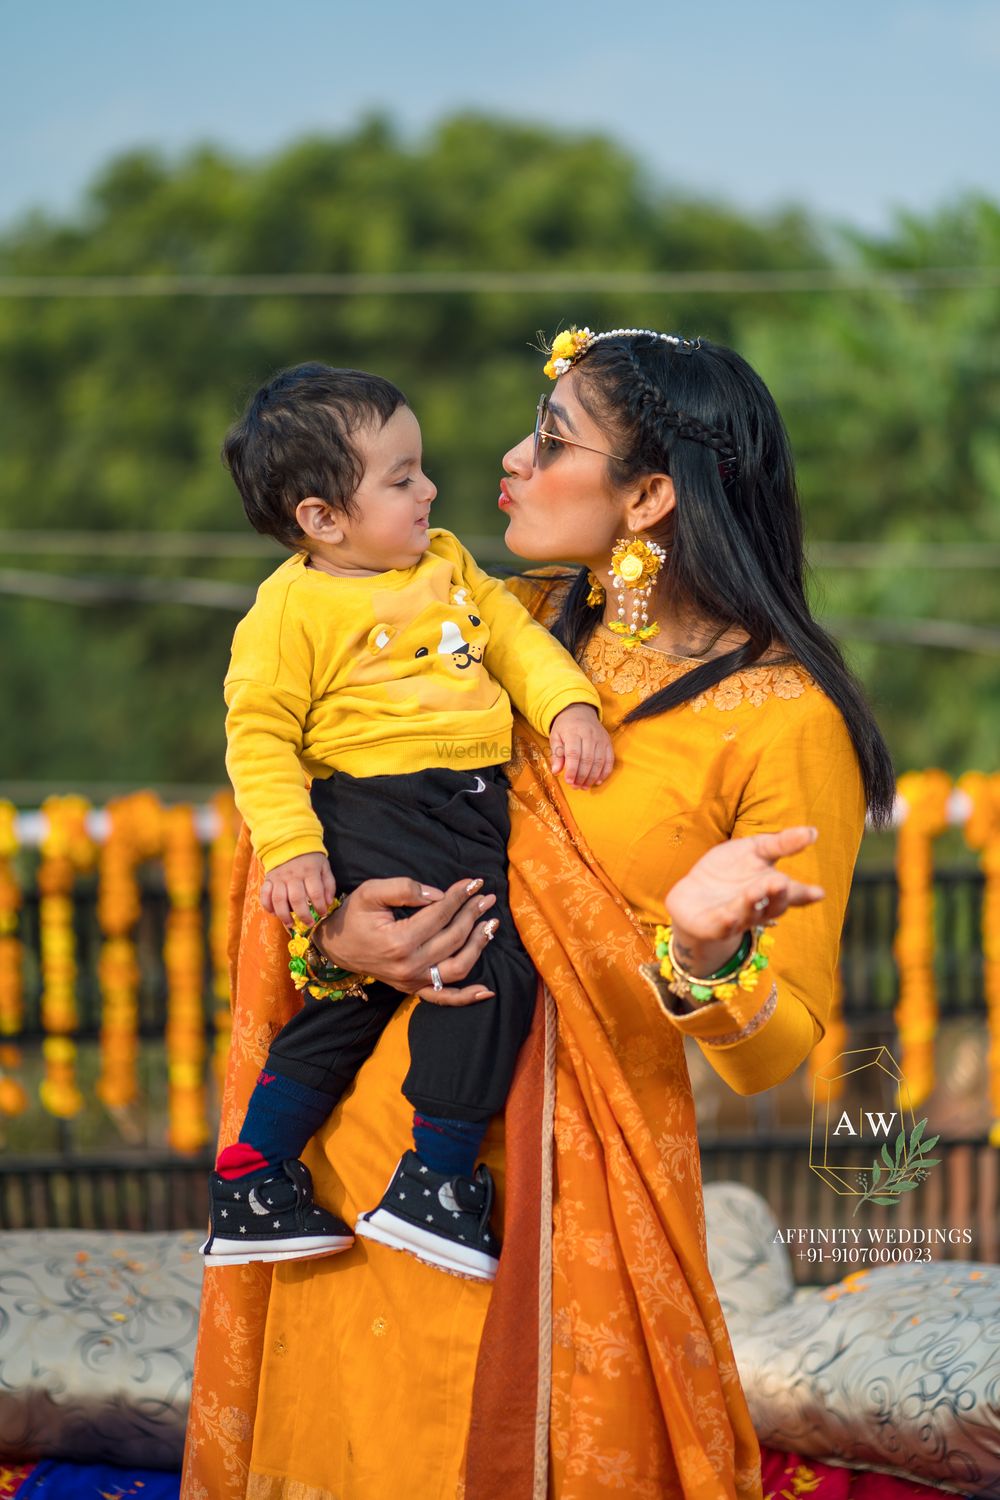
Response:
[215,1142,271,1180]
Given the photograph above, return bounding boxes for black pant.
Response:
[265,765,537,1124]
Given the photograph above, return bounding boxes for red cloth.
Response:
[760,1445,969,1498]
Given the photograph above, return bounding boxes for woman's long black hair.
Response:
[547,333,896,827]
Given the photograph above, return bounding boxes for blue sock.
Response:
[216,1068,336,1178]
[412,1112,488,1179]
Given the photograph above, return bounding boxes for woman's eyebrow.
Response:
[547,400,577,435]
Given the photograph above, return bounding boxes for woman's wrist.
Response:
[312,902,351,968]
[667,927,743,979]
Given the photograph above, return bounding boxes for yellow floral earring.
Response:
[608,536,665,648]
[585,571,605,608]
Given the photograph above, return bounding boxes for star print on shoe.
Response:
[354,1149,501,1282]
[200,1158,354,1266]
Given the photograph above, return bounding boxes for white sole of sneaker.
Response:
[355,1209,498,1282]
[200,1234,354,1266]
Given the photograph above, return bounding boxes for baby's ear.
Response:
[296,496,344,543]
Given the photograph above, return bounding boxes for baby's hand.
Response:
[549,704,615,788]
[261,852,338,927]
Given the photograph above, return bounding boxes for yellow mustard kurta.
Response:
[567,624,866,1095]
[182,583,866,1500]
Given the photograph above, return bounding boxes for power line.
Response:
[0,530,281,558]
[1,533,999,569]
[0,566,997,652]
[0,567,252,610]
[0,268,998,298]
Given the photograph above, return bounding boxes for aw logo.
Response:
[810,1046,941,1215]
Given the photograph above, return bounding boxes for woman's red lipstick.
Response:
[499,479,514,509]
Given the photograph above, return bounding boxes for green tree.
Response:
[0,116,996,788]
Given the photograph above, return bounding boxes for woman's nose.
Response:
[503,435,532,477]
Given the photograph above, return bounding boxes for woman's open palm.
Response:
[665,826,826,945]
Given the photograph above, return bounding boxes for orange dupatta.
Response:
[183,723,761,1498]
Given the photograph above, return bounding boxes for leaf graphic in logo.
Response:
[852,1116,941,1216]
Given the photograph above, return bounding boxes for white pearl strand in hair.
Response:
[549,328,700,377]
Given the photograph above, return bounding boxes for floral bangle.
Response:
[652,922,775,1006]
[287,900,375,1002]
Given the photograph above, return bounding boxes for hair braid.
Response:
[620,347,737,459]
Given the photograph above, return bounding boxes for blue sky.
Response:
[2,0,998,235]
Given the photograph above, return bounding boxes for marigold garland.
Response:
[162,804,209,1153]
[893,770,951,1110]
[96,792,162,1113]
[957,771,1000,1148]
[37,796,95,1118]
[208,790,238,1094]
[0,801,27,1117]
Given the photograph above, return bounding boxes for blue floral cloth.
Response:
[10,1460,179,1497]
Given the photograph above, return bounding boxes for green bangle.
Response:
[706,931,752,981]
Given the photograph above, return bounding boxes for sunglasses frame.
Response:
[532,394,626,469]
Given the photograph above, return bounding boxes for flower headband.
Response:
[542,326,702,380]
[541,324,738,483]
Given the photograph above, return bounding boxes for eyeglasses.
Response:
[532,393,626,469]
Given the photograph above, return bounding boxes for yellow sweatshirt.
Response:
[224,529,601,871]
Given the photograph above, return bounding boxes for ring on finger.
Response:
[754,897,770,912]
[429,964,444,991]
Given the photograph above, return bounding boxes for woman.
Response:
[182,328,893,1500]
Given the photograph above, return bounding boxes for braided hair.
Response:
[548,332,895,827]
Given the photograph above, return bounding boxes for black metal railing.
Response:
[0,864,991,1242]
[6,863,988,1042]
[1,1137,994,1289]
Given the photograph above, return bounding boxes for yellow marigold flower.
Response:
[760,931,776,952]
[738,967,760,992]
[658,960,675,983]
[542,358,558,380]
[716,983,738,1001]
[550,331,580,361]
[288,935,311,958]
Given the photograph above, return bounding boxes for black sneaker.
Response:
[200,1158,354,1266]
[354,1150,501,1282]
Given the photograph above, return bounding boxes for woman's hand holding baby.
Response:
[313,876,499,1006]
[261,851,339,926]
[549,704,614,788]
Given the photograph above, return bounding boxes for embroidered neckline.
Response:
[584,627,689,697]
[584,624,813,706]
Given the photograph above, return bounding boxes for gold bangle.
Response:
[287,900,374,1002]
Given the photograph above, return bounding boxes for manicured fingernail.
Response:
[484,919,499,939]
[466,878,484,894]
[476,991,494,999]
[420,887,439,900]
[477,896,492,911]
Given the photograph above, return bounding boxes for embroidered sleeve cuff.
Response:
[639,964,822,1097]
[639,964,776,1045]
